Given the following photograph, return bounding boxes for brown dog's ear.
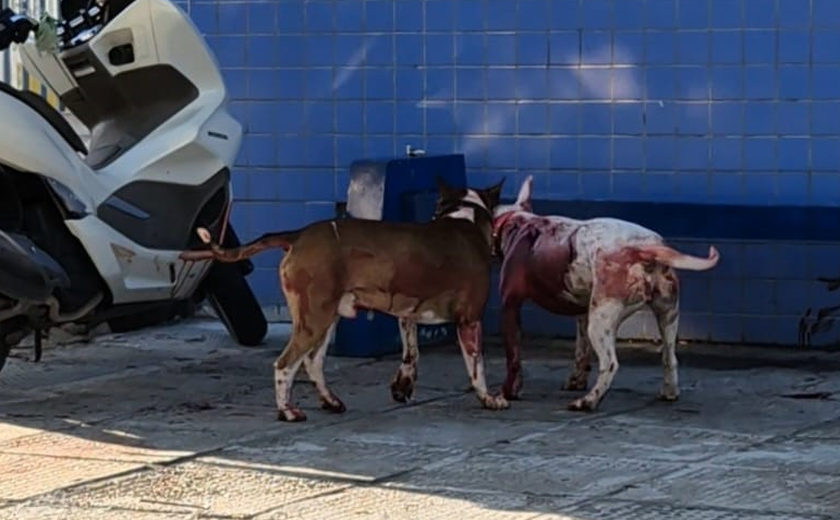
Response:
[480,177,505,208]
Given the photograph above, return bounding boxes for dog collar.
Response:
[492,211,518,258]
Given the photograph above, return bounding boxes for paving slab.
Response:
[704,436,840,475]
[611,463,840,516]
[547,499,832,520]
[0,504,195,520]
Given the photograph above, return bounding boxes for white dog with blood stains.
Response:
[491,176,720,411]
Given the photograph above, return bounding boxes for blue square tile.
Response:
[395,0,423,31]
[711,31,742,64]
[517,138,551,169]
[646,137,676,169]
[813,0,840,27]
[677,138,709,170]
[645,67,677,99]
[613,103,644,134]
[248,2,276,33]
[613,32,644,64]
[366,69,394,99]
[579,69,614,99]
[645,0,676,28]
[744,139,776,171]
[743,31,775,64]
[454,0,484,31]
[277,1,305,32]
[335,0,363,31]
[248,69,277,100]
[776,244,814,280]
[580,103,612,134]
[708,172,743,202]
[209,36,247,68]
[486,69,517,99]
[307,136,336,166]
[743,0,776,28]
[455,103,485,132]
[812,102,840,135]
[778,0,811,27]
[546,170,581,198]
[425,34,454,65]
[231,170,250,200]
[710,0,741,28]
[548,69,580,99]
[366,35,393,66]
[743,66,776,99]
[776,173,810,205]
[366,102,394,134]
[743,102,775,135]
[710,102,743,134]
[335,135,364,167]
[774,279,811,316]
[644,172,678,200]
[676,68,709,99]
[516,69,549,99]
[424,0,454,31]
[743,280,777,315]
[613,138,644,169]
[395,34,424,65]
[645,102,675,134]
[245,134,276,167]
[743,243,777,278]
[612,171,646,200]
[426,107,456,134]
[550,104,580,134]
[485,103,518,134]
[580,0,612,28]
[335,103,364,134]
[710,67,743,99]
[304,35,334,66]
[457,68,485,99]
[247,35,275,67]
[677,32,708,64]
[518,104,549,134]
[395,102,424,134]
[613,0,644,28]
[812,31,840,63]
[517,33,548,65]
[810,244,840,280]
[518,0,550,30]
[274,68,304,99]
[646,32,677,64]
[306,101,335,133]
[776,101,809,135]
[675,103,707,135]
[812,66,840,99]
[486,34,517,65]
[223,69,248,100]
[218,2,247,34]
[579,137,611,170]
[486,0,517,30]
[711,242,744,278]
[710,278,744,314]
[486,137,517,168]
[778,30,810,63]
[365,0,393,31]
[549,32,580,65]
[395,68,424,100]
[680,277,710,313]
[305,68,335,99]
[678,0,709,29]
[742,172,777,204]
[676,173,709,202]
[304,1,334,32]
[248,102,276,134]
[275,136,307,167]
[777,138,809,171]
[741,317,780,345]
[580,172,612,198]
[455,34,485,65]
[811,172,840,206]
[581,31,612,65]
[710,138,742,169]
[190,3,217,34]
[303,172,336,201]
[426,69,455,96]
[812,138,840,172]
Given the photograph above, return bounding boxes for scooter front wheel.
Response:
[202,262,268,347]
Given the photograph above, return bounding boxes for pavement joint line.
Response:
[572,496,837,520]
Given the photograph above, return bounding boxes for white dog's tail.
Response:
[639,245,720,271]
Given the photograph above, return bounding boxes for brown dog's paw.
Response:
[561,377,588,392]
[566,398,596,412]
[390,374,416,403]
[501,374,523,400]
[320,394,347,414]
[277,407,307,422]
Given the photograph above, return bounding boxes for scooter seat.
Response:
[0,82,87,155]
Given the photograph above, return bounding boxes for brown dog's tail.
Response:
[639,245,720,271]
[179,227,300,263]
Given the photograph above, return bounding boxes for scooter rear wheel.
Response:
[0,316,27,374]
[203,262,268,347]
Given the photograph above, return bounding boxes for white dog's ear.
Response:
[515,175,533,210]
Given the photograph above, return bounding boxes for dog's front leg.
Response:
[457,321,509,410]
[501,300,524,400]
[390,318,418,403]
[563,314,592,391]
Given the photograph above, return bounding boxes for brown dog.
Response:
[180,177,509,421]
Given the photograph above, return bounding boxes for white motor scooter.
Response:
[0,0,267,373]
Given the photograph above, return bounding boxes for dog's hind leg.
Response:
[303,319,346,413]
[390,318,418,403]
[457,321,510,410]
[650,276,680,402]
[500,299,524,400]
[567,299,622,412]
[274,334,314,422]
[563,314,592,391]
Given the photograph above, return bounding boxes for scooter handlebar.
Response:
[0,8,37,52]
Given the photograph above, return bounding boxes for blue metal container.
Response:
[328,154,465,358]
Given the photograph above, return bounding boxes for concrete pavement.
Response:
[1,318,839,519]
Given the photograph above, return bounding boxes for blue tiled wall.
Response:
[185,0,840,346]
